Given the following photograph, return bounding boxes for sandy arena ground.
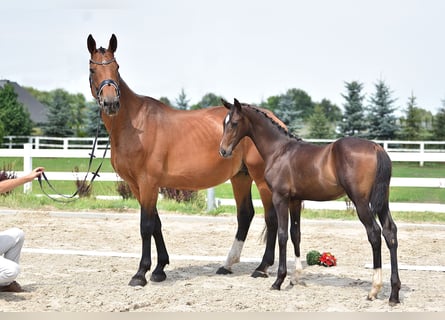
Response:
[0,209,444,312]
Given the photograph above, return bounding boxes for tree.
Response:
[174,88,190,110]
[433,101,445,141]
[261,88,314,134]
[190,93,224,110]
[318,98,342,123]
[43,89,75,137]
[367,80,399,140]
[0,83,33,137]
[339,81,367,137]
[307,104,336,138]
[84,101,108,137]
[399,93,422,140]
[159,97,172,106]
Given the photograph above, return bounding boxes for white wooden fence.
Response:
[1,137,444,212]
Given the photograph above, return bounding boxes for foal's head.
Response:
[87,34,121,116]
[219,98,249,158]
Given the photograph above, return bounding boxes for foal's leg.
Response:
[355,200,384,300]
[271,194,289,290]
[217,172,255,274]
[289,200,303,285]
[377,208,401,305]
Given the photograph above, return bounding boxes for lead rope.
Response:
[37,110,111,202]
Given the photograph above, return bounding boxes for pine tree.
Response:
[433,101,445,141]
[367,80,398,140]
[43,89,74,137]
[400,93,422,140]
[174,88,190,110]
[0,83,33,136]
[339,81,367,137]
[307,104,335,138]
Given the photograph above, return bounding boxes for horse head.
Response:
[219,98,247,158]
[87,34,121,116]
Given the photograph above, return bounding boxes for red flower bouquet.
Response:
[319,252,337,267]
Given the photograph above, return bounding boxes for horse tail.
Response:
[369,147,392,217]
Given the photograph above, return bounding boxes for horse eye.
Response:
[231,122,238,128]
[89,68,95,74]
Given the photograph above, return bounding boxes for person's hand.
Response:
[28,167,45,180]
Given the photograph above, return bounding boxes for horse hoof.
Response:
[251,270,268,278]
[216,267,232,275]
[128,276,147,287]
[270,284,281,290]
[389,299,400,306]
[150,271,167,282]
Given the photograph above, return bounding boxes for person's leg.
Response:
[0,228,25,291]
[0,228,25,263]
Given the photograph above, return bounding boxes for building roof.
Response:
[0,80,48,124]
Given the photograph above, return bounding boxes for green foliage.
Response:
[0,83,33,136]
[307,104,336,138]
[84,101,108,137]
[306,250,321,265]
[318,98,342,123]
[367,80,399,140]
[432,103,445,140]
[190,92,224,110]
[339,81,367,137]
[174,88,190,110]
[159,96,172,106]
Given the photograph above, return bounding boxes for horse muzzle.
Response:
[100,97,120,116]
[219,147,232,158]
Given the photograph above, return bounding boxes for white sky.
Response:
[1,0,444,114]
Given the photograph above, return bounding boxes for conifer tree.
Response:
[367,80,398,140]
[0,83,33,136]
[339,81,367,137]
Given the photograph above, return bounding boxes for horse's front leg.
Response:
[271,194,289,290]
[289,200,303,285]
[217,172,255,275]
[129,205,170,286]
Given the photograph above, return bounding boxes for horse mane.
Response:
[242,103,303,141]
[98,47,106,54]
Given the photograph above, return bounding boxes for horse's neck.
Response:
[245,108,291,161]
[101,78,144,131]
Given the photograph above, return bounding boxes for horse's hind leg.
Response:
[377,208,401,305]
[217,171,255,274]
[354,200,384,301]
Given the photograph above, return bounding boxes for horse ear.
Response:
[108,34,118,53]
[87,34,96,54]
[221,98,232,110]
[233,98,242,112]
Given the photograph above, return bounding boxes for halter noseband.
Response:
[89,58,121,102]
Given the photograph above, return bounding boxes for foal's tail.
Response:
[369,147,392,217]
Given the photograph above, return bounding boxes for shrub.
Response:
[0,164,17,196]
[73,166,92,198]
[159,187,197,203]
[116,180,134,200]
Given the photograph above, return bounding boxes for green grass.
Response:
[0,158,444,223]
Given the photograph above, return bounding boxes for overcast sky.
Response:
[1,0,444,114]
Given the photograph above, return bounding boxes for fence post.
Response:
[206,188,216,212]
[419,142,424,167]
[23,143,33,193]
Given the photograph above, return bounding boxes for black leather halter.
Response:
[89,58,120,102]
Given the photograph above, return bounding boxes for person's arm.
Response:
[0,167,45,194]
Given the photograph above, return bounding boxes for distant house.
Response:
[0,80,48,125]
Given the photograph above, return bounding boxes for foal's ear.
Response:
[221,98,232,110]
[108,34,118,53]
[87,34,96,54]
[233,98,242,112]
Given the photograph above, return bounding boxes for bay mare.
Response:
[87,35,284,287]
[219,99,401,305]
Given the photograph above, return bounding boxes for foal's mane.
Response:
[242,103,302,141]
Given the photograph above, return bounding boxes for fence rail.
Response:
[0,137,444,211]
